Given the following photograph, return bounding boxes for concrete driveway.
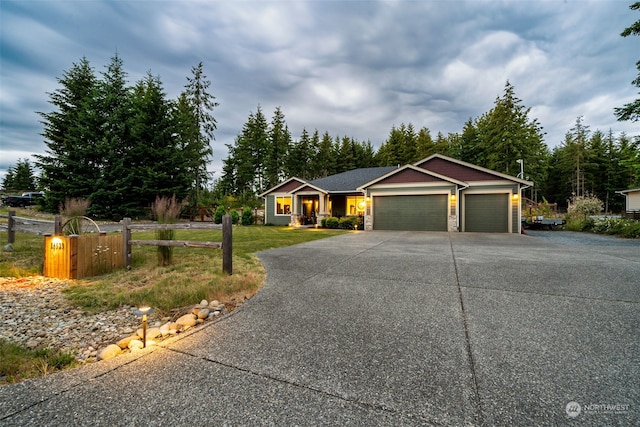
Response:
[0,232,638,426]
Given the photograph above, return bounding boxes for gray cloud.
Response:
[1,0,637,183]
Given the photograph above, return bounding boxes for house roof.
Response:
[261,154,534,197]
[415,154,534,186]
[616,188,640,194]
[308,166,398,193]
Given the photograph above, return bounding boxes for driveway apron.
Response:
[0,231,638,426]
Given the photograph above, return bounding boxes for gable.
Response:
[375,168,448,185]
[417,157,501,181]
[266,178,306,194]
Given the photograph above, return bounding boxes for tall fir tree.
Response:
[181,62,218,205]
[35,57,100,212]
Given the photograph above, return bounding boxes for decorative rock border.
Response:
[97,299,226,361]
[0,277,229,364]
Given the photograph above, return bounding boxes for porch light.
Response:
[512,194,519,200]
[134,306,155,348]
[450,195,456,201]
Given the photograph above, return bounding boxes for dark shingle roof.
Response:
[309,166,398,192]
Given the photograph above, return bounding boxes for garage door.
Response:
[464,193,509,232]
[373,195,448,231]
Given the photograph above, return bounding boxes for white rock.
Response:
[208,300,220,308]
[159,323,171,336]
[196,308,210,319]
[97,344,122,361]
[128,339,144,351]
[176,313,197,327]
[200,299,209,307]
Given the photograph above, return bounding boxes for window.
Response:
[276,196,292,215]
[346,196,365,215]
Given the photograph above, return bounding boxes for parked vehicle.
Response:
[3,192,44,207]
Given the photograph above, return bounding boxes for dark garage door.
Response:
[464,193,509,232]
[373,195,448,231]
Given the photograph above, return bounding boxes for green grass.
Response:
[0,339,76,385]
[0,225,349,383]
[1,225,349,315]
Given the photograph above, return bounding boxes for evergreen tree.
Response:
[181,62,218,205]
[2,159,38,192]
[35,57,100,212]
[475,81,546,177]
[416,127,435,159]
[91,54,133,217]
[615,2,640,122]
[314,131,337,177]
[265,106,290,188]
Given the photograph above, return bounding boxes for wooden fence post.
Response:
[122,217,131,269]
[222,214,232,275]
[7,210,15,244]
[54,215,63,235]
[69,235,78,279]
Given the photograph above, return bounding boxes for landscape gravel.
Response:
[0,276,176,362]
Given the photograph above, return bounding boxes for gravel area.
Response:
[0,276,164,362]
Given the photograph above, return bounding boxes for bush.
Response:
[230,209,240,224]
[338,216,363,230]
[590,217,640,238]
[324,217,340,229]
[214,205,226,224]
[241,207,254,225]
[566,194,603,220]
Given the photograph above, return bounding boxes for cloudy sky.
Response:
[1,0,638,184]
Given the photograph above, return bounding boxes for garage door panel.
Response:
[464,193,508,232]
[373,195,447,231]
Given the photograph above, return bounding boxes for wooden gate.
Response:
[43,233,124,279]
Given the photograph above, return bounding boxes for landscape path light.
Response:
[134,306,155,348]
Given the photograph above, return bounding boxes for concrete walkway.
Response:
[1,232,638,426]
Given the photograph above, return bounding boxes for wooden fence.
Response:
[43,233,124,279]
[122,214,232,275]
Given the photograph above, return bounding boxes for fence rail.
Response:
[0,211,60,242]
[122,216,232,275]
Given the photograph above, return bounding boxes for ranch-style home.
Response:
[260,154,534,233]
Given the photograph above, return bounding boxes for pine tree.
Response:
[181,62,218,205]
[265,106,291,188]
[35,57,100,213]
[2,159,38,192]
[615,2,640,122]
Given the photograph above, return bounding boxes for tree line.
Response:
[219,81,639,212]
[32,54,217,218]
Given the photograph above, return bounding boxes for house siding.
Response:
[265,195,292,225]
[417,157,499,181]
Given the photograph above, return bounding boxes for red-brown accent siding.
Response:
[417,157,498,181]
[377,168,445,184]
[293,185,317,193]
[271,179,306,193]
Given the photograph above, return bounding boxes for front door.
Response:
[301,196,319,225]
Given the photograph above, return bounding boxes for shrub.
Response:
[230,209,240,224]
[324,217,340,229]
[241,207,254,225]
[566,194,603,220]
[214,205,227,224]
[590,217,640,238]
[338,216,363,230]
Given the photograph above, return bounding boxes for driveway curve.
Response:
[1,231,638,426]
